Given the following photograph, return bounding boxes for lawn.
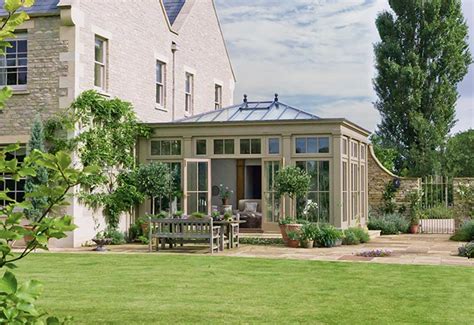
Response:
[14,253,474,324]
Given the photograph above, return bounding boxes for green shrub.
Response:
[342,231,360,245]
[450,221,474,242]
[368,213,409,235]
[278,216,295,225]
[314,224,343,247]
[127,223,141,242]
[106,229,126,245]
[300,223,319,240]
[458,241,474,258]
[422,205,454,219]
[343,227,370,245]
[138,235,149,245]
[191,212,206,219]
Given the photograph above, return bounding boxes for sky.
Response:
[214,0,474,134]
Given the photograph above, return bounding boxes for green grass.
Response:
[14,253,474,324]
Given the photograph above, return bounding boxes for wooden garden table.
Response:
[213,219,245,251]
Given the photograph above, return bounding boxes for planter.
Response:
[300,240,314,248]
[279,223,302,246]
[279,225,289,244]
[335,238,343,247]
[23,225,34,244]
[287,239,299,248]
[410,224,419,234]
[222,198,229,205]
[92,238,112,252]
[222,205,232,214]
[140,222,149,235]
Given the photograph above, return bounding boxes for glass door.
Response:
[184,159,211,215]
[263,160,281,226]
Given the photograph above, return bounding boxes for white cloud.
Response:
[215,0,474,133]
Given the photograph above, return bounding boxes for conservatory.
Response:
[137,96,370,232]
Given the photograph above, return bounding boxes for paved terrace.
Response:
[26,234,473,267]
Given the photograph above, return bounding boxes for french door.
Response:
[184,159,211,215]
[262,160,282,229]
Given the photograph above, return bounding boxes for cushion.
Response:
[244,202,258,213]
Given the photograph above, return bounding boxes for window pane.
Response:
[18,40,27,52]
[251,139,261,154]
[268,138,279,154]
[18,72,27,85]
[196,140,206,155]
[295,161,305,170]
[95,38,104,62]
[318,137,329,153]
[187,162,197,191]
[156,62,163,83]
[319,161,330,191]
[171,140,181,155]
[224,139,234,154]
[214,139,223,154]
[307,161,318,191]
[198,162,208,191]
[156,84,162,104]
[295,138,306,153]
[94,64,103,88]
[307,137,317,153]
[161,141,171,155]
[240,139,250,154]
[198,192,208,213]
[7,73,16,85]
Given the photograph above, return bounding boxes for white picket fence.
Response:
[420,219,455,234]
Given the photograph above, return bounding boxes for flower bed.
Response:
[356,249,393,257]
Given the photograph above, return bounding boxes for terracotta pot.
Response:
[279,225,289,244]
[23,225,34,244]
[222,198,228,205]
[141,222,149,235]
[410,224,419,234]
[287,239,299,248]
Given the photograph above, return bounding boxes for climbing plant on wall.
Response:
[46,90,150,230]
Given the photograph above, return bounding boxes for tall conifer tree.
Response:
[373,0,471,176]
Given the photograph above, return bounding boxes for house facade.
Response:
[0,0,235,247]
[138,96,370,232]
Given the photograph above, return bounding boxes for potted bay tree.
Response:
[274,166,310,246]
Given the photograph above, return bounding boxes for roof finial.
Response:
[243,94,247,103]
[274,93,279,102]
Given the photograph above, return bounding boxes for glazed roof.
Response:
[175,95,319,123]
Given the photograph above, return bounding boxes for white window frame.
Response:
[185,72,194,114]
[94,36,107,91]
[0,33,28,90]
[214,84,222,110]
[155,60,166,108]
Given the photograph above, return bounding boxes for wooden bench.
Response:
[148,217,221,254]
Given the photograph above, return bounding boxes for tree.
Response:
[136,162,174,214]
[47,90,150,230]
[444,130,474,177]
[24,115,48,221]
[274,166,310,219]
[373,0,472,176]
[0,146,98,323]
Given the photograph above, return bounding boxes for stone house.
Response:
[0,0,235,247]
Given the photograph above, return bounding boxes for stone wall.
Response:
[367,145,420,215]
[0,16,67,141]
